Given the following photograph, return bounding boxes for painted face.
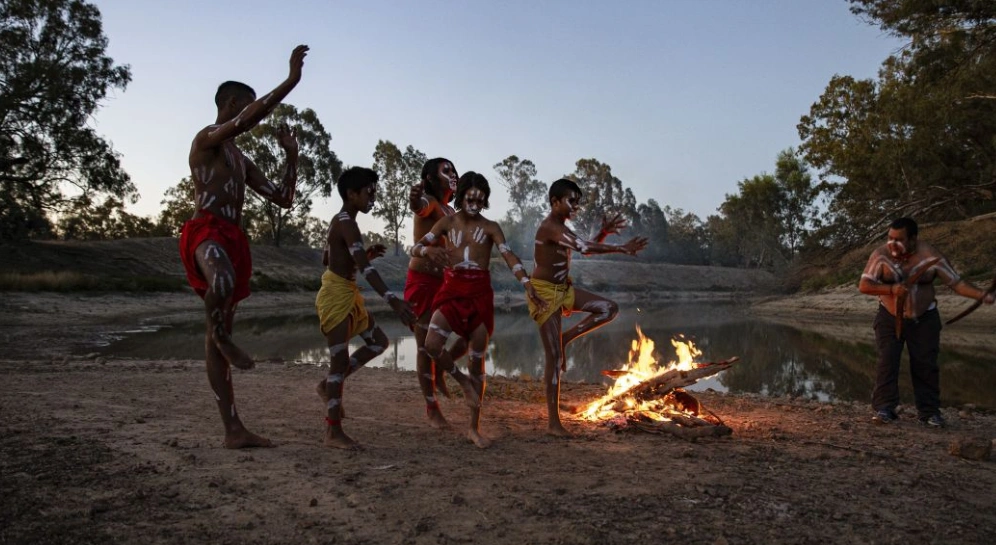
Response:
[462,188,486,216]
[556,191,582,220]
[437,161,458,193]
[356,183,377,213]
[886,227,912,259]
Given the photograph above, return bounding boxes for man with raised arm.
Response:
[531,179,648,437]
[410,172,547,448]
[178,45,308,449]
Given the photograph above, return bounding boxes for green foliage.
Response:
[1,0,133,240]
[565,158,637,238]
[709,150,821,269]
[662,206,708,265]
[493,155,546,255]
[57,194,163,240]
[799,0,996,242]
[157,177,196,237]
[236,103,341,247]
[631,199,669,261]
[371,140,424,255]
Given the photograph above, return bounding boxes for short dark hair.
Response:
[215,81,256,108]
[421,158,456,203]
[338,166,379,200]
[455,171,490,210]
[889,217,918,238]
[549,178,582,207]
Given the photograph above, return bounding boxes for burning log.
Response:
[578,327,738,441]
[578,357,739,416]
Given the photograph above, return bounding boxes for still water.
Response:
[89,303,996,409]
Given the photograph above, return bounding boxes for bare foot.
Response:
[434,368,452,398]
[214,335,255,370]
[454,374,481,409]
[426,407,450,429]
[468,429,492,449]
[315,380,345,417]
[546,422,574,438]
[323,427,361,450]
[224,428,273,449]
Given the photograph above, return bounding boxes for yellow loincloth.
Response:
[527,278,575,325]
[315,270,369,337]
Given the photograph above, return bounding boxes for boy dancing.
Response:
[531,179,647,436]
[179,45,308,448]
[316,167,416,449]
[406,158,468,428]
[409,172,547,448]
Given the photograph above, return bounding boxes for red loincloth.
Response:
[404,269,444,319]
[178,211,252,303]
[431,268,494,339]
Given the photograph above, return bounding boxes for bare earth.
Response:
[2,291,995,545]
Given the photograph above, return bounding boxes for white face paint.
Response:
[887,240,906,258]
[438,162,458,192]
[462,189,486,216]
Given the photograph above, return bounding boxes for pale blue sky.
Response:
[91,0,904,235]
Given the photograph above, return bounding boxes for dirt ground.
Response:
[2,292,996,545]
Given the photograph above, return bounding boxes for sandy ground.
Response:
[2,290,996,545]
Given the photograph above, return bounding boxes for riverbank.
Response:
[1,290,995,544]
[752,285,996,356]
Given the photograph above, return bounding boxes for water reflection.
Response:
[89,304,996,409]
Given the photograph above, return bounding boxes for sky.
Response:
[90,0,905,236]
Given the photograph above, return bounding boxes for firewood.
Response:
[578,358,738,415]
[630,419,732,440]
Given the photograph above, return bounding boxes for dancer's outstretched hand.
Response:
[622,236,648,256]
[600,212,627,236]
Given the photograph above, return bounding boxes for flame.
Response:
[579,326,703,421]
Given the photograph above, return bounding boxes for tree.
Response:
[493,155,546,254]
[57,194,159,240]
[566,158,637,238]
[235,104,341,246]
[708,149,821,268]
[493,155,546,222]
[632,199,669,261]
[774,149,820,254]
[1,0,133,240]
[662,206,708,265]
[799,0,996,241]
[362,230,392,248]
[157,176,196,237]
[717,174,786,268]
[371,140,424,255]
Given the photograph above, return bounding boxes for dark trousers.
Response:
[872,305,942,418]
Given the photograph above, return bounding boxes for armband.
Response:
[521,277,531,284]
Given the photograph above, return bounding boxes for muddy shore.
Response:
[1,290,995,545]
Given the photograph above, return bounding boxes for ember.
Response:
[577,326,738,440]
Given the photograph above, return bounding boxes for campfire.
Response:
[575,326,738,440]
